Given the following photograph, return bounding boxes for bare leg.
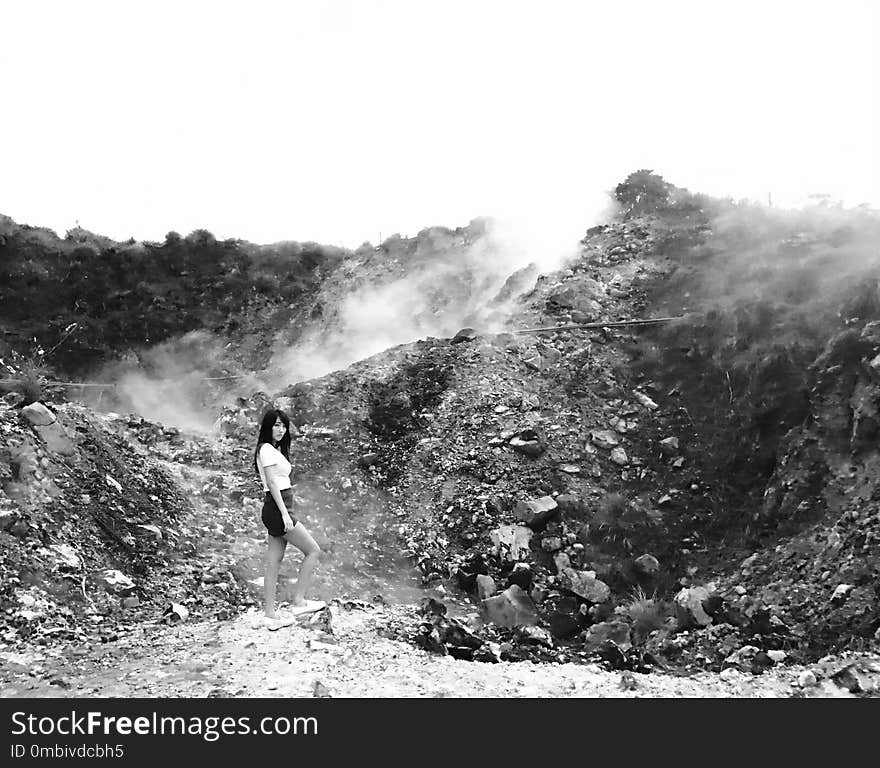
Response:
[264,535,287,618]
[284,522,322,605]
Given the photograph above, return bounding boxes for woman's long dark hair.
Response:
[253,409,291,475]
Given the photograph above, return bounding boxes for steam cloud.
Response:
[86,331,267,432]
[268,205,600,385]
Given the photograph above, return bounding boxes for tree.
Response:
[614,170,672,217]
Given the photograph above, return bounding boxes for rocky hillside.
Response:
[2,172,879,694]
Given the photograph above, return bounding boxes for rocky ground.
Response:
[3,601,878,698]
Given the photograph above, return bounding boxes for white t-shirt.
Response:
[257,443,292,492]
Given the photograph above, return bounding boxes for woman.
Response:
[254,408,324,623]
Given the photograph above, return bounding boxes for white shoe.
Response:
[252,615,288,630]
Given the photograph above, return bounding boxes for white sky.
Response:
[1,0,877,247]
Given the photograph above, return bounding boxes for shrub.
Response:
[623,586,669,644]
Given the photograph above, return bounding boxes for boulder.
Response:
[632,391,659,410]
[20,402,56,426]
[559,568,611,603]
[48,544,81,569]
[475,574,496,600]
[610,447,629,466]
[514,496,559,529]
[94,569,136,596]
[831,583,854,603]
[589,429,620,449]
[358,453,380,467]
[659,437,679,456]
[489,525,533,561]
[34,422,75,456]
[480,585,538,628]
[634,554,660,575]
[451,328,479,344]
[583,620,632,652]
[516,626,553,647]
[674,585,715,628]
[509,430,545,457]
[507,562,533,590]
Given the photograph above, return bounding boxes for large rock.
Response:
[489,525,533,561]
[94,569,136,596]
[507,562,533,590]
[583,620,632,653]
[659,437,679,456]
[589,429,620,449]
[20,402,56,426]
[480,585,538,628]
[34,422,75,456]
[509,428,545,457]
[47,544,81,569]
[514,496,559,529]
[674,585,715,628]
[475,574,497,600]
[559,568,611,603]
[634,554,660,575]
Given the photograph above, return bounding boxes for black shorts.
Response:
[261,489,298,537]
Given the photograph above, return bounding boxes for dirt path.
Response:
[2,602,859,699]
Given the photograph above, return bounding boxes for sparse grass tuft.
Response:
[623,586,669,644]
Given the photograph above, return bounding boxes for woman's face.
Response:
[272,418,287,443]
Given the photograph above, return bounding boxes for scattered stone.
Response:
[481,585,538,628]
[541,537,563,552]
[509,429,545,457]
[475,574,496,600]
[723,645,759,671]
[659,437,679,455]
[451,328,479,344]
[632,391,659,410]
[610,447,629,466]
[313,681,332,697]
[48,544,81,569]
[559,567,611,603]
[514,496,559,529]
[674,585,715,628]
[558,464,581,474]
[767,650,787,663]
[20,402,56,426]
[530,587,548,605]
[517,626,554,647]
[94,569,136,596]
[634,554,660,575]
[508,563,533,590]
[358,453,380,467]
[831,584,854,603]
[583,620,632,652]
[163,603,189,623]
[489,525,533,561]
[798,670,817,688]
[34,422,76,456]
[122,596,141,609]
[589,430,619,449]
